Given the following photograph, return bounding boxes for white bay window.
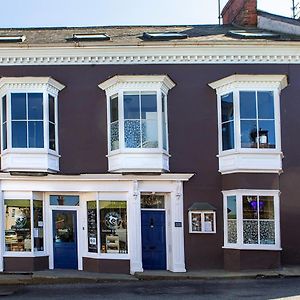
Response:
[209,75,288,174]
[223,190,281,250]
[99,75,175,173]
[0,77,65,173]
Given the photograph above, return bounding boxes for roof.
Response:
[188,202,217,211]
[0,22,300,48]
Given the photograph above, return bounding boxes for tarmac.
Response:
[0,266,299,285]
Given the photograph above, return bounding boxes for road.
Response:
[2,278,300,299]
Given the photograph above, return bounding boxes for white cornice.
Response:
[0,173,194,182]
[208,74,288,93]
[0,45,300,65]
[99,75,175,93]
[0,77,65,93]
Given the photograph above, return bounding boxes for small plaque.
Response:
[175,222,182,227]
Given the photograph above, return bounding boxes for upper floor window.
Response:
[0,77,65,173]
[223,190,280,250]
[99,75,175,173]
[209,74,288,174]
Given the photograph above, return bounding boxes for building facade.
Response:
[0,0,299,273]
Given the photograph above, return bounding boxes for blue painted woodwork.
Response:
[141,210,166,270]
[53,210,78,269]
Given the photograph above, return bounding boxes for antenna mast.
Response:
[218,0,221,25]
[292,0,300,19]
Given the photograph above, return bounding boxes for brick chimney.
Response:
[222,0,257,26]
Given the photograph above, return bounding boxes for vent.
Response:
[0,35,26,43]
[72,33,110,41]
[142,32,188,40]
[227,30,280,39]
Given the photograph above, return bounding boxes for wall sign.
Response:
[175,222,182,227]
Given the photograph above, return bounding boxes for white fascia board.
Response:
[0,173,194,182]
[2,44,300,65]
[98,75,176,91]
[0,76,65,91]
[208,74,288,91]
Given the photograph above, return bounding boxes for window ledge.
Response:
[1,150,60,173]
[108,151,170,173]
[218,151,282,174]
[222,245,282,251]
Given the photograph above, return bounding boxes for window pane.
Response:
[28,121,44,148]
[258,120,276,149]
[28,93,43,120]
[243,196,258,219]
[241,120,257,148]
[50,195,79,206]
[191,213,201,232]
[221,92,233,122]
[124,119,141,148]
[162,94,167,150]
[12,121,27,148]
[11,93,26,120]
[141,194,165,209]
[260,221,275,244]
[259,196,274,219]
[110,121,119,150]
[204,213,214,232]
[222,121,234,150]
[2,95,7,123]
[141,93,158,148]
[258,91,274,119]
[243,220,259,244]
[49,95,55,123]
[87,201,98,253]
[33,200,44,251]
[49,122,56,150]
[228,220,237,244]
[100,201,128,254]
[240,91,256,119]
[5,200,31,252]
[227,196,237,219]
[124,93,140,119]
[110,96,118,122]
[2,122,7,150]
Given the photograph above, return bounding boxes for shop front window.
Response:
[87,201,98,253]
[100,201,128,254]
[5,200,31,252]
[33,200,44,251]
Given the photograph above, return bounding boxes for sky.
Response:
[0,0,294,28]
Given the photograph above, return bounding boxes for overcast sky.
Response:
[0,0,293,28]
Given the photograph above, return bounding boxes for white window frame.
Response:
[223,189,281,251]
[99,75,175,173]
[188,210,216,234]
[0,77,65,173]
[209,75,288,174]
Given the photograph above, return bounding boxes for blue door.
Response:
[141,210,166,270]
[53,210,78,269]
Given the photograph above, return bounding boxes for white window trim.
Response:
[222,189,281,251]
[188,210,216,234]
[99,75,175,173]
[0,77,65,173]
[209,74,288,174]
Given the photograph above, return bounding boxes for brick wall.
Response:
[222,0,257,26]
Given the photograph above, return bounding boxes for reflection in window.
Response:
[33,200,44,251]
[240,91,275,149]
[162,93,168,150]
[227,196,237,244]
[5,200,31,252]
[50,195,79,206]
[2,96,7,150]
[11,93,44,148]
[87,201,98,253]
[221,93,234,150]
[48,95,56,150]
[100,201,128,254]
[141,194,165,209]
[124,92,158,149]
[110,95,119,151]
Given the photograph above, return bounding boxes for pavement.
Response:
[0,266,300,285]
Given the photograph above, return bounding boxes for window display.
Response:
[87,201,98,253]
[100,201,128,254]
[33,200,44,251]
[188,211,216,233]
[5,200,31,252]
